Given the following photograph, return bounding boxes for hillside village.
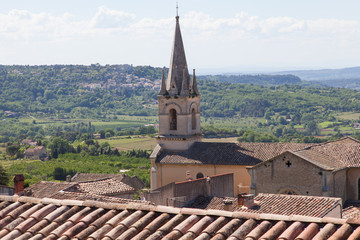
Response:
[3,13,360,240]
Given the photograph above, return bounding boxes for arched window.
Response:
[196,172,204,179]
[170,109,177,130]
[192,108,196,130]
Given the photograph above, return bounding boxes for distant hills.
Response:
[211,66,360,89]
[199,74,302,86]
[273,66,360,89]
[275,66,360,81]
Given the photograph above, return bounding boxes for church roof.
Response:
[300,136,360,169]
[250,137,360,171]
[1,195,360,239]
[156,142,310,165]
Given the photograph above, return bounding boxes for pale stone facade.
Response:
[248,137,360,202]
[248,152,332,197]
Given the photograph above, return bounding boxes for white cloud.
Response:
[0,6,359,67]
[89,6,135,29]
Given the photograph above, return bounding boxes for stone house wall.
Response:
[154,163,251,196]
[250,152,332,197]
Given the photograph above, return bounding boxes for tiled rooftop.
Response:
[249,136,360,171]
[343,201,360,219]
[187,194,342,218]
[50,192,151,205]
[71,173,125,182]
[157,142,310,165]
[1,195,360,240]
[295,137,360,169]
[24,182,77,199]
[25,179,136,200]
[75,178,135,196]
[71,173,145,191]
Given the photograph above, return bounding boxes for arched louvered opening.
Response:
[192,108,196,130]
[170,109,177,130]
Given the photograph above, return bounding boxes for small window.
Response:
[191,108,196,130]
[196,173,204,179]
[170,109,177,130]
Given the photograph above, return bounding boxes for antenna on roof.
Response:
[176,2,179,17]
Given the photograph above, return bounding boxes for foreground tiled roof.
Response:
[1,195,360,240]
[157,142,310,165]
[187,194,342,218]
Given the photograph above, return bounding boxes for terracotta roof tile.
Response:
[1,195,360,239]
[312,223,336,240]
[227,219,255,240]
[157,142,310,165]
[296,222,319,240]
[243,220,271,240]
[327,223,353,240]
[258,220,287,240]
[348,226,360,240]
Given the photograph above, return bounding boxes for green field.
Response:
[336,112,360,120]
[98,136,156,151]
[17,116,157,131]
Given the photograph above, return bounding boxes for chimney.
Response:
[186,171,192,181]
[13,174,25,195]
[223,198,234,211]
[238,193,255,208]
[66,175,72,182]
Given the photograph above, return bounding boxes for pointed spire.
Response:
[192,69,199,95]
[166,14,190,95]
[159,69,167,95]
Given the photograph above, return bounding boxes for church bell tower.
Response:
[157,14,202,151]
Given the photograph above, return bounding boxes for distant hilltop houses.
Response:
[79,73,161,90]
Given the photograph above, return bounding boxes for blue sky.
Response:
[1,0,360,73]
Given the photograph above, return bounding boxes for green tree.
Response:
[6,145,20,156]
[0,165,8,185]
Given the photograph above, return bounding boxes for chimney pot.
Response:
[66,175,71,182]
[238,193,255,208]
[13,174,25,195]
[223,198,233,211]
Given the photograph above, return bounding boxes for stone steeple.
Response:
[164,16,192,96]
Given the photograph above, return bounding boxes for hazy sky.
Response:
[1,0,360,73]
